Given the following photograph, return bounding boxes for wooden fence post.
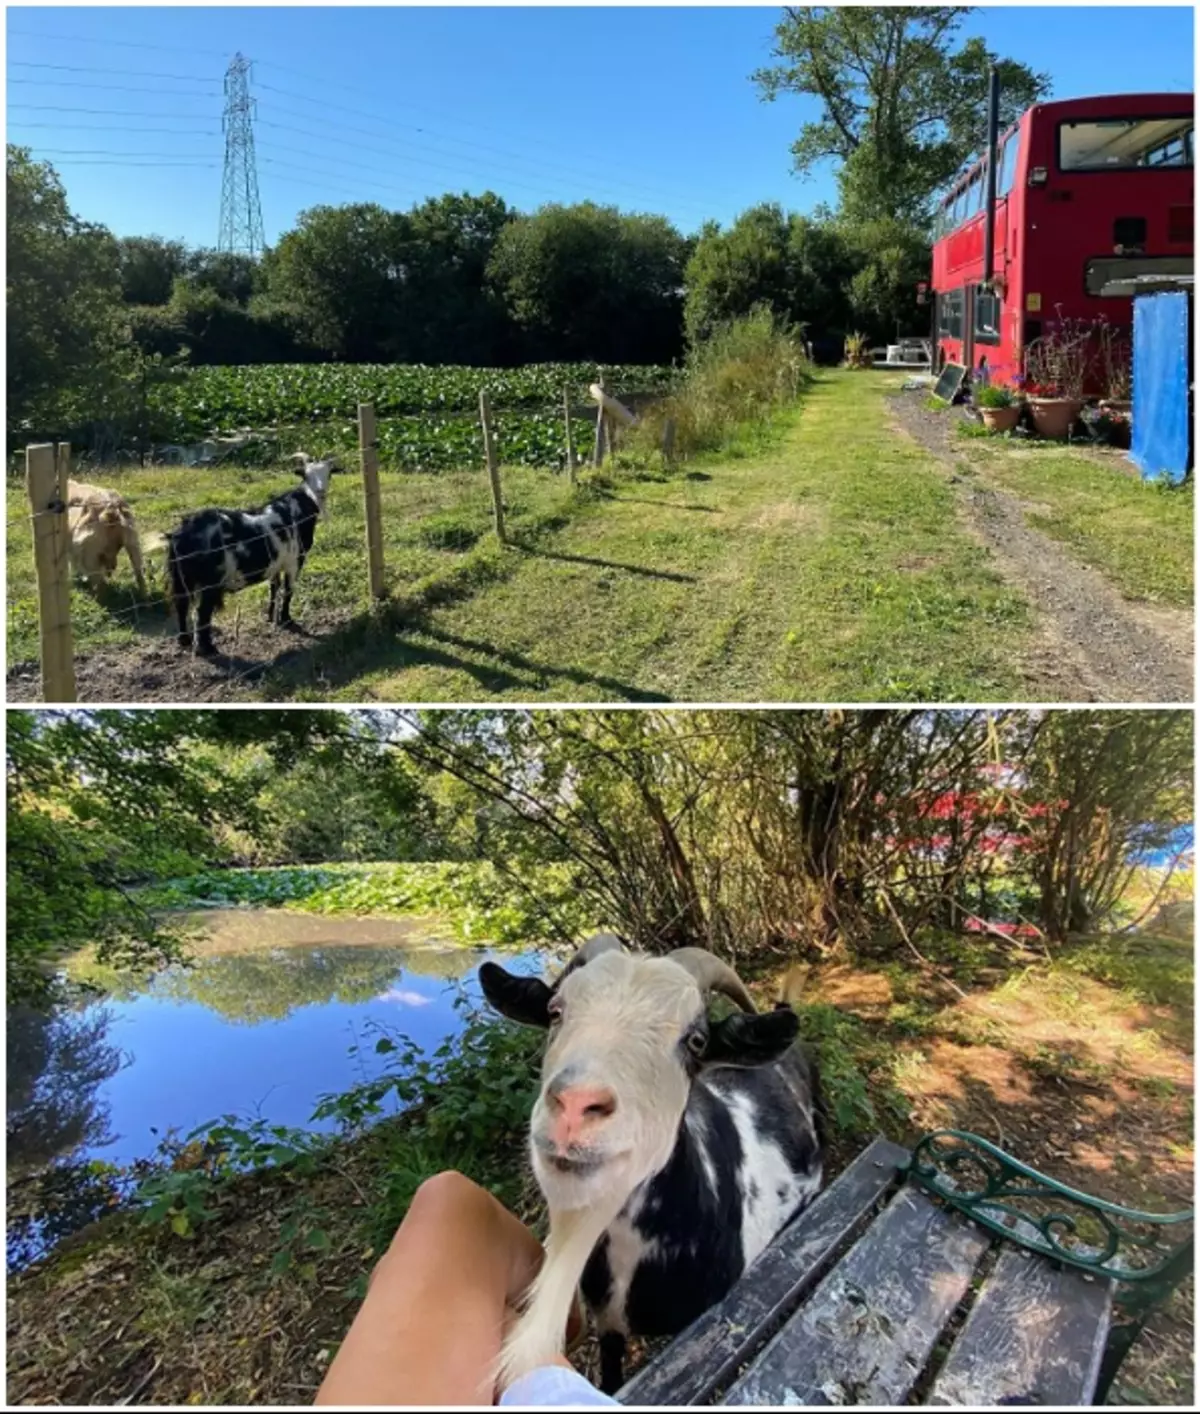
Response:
[479,389,506,544]
[662,418,677,466]
[563,388,576,486]
[357,402,385,600]
[592,375,607,467]
[25,442,77,702]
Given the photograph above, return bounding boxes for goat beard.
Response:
[497,1121,679,1395]
[495,1194,626,1394]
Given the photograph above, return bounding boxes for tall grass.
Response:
[633,305,812,460]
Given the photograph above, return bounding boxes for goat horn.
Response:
[668,948,757,1013]
[555,931,623,986]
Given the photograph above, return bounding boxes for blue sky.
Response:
[6,5,1194,248]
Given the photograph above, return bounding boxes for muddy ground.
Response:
[5,603,363,704]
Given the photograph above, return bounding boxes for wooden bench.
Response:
[617,1132,1193,1407]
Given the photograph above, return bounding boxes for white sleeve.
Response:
[499,1364,621,1407]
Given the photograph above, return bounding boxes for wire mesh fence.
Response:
[10,385,657,703]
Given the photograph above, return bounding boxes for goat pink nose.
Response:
[546,1084,618,1149]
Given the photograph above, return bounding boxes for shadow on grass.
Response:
[513,544,696,584]
[593,493,720,514]
[260,603,671,702]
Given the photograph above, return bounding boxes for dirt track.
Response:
[888,392,1194,703]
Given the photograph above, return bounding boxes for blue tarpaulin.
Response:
[1131,289,1192,483]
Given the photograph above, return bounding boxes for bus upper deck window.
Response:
[1060,116,1194,170]
[998,137,1018,195]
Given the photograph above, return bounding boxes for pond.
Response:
[7,910,545,1262]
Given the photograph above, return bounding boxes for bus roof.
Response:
[936,91,1194,207]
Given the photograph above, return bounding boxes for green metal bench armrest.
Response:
[903,1129,1194,1313]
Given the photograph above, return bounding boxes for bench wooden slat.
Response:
[930,1247,1114,1406]
[616,1136,910,1405]
[724,1187,991,1405]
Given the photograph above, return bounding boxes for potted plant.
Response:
[1081,404,1132,450]
[974,383,1022,433]
[1023,317,1090,438]
[843,331,872,369]
[1096,320,1132,415]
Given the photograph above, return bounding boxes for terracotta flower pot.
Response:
[979,405,1021,434]
[1028,397,1083,439]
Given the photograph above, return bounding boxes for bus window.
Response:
[998,136,1019,195]
[1059,115,1194,170]
[974,285,1001,344]
[938,288,965,339]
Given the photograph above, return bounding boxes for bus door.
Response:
[963,286,976,377]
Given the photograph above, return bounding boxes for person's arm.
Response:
[315,1170,575,1406]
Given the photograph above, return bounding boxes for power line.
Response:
[9,24,717,211]
[31,148,218,159]
[254,78,710,211]
[9,104,220,118]
[252,108,720,222]
[254,128,673,211]
[255,58,705,202]
[8,78,222,96]
[7,28,231,58]
[32,157,219,168]
[13,97,717,223]
[9,60,218,83]
[10,122,222,136]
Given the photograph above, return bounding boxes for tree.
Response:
[1016,712,1193,940]
[6,146,130,442]
[839,215,931,341]
[117,235,189,305]
[262,202,411,360]
[5,710,360,1004]
[487,202,687,364]
[393,192,516,364]
[684,204,857,348]
[754,7,1049,224]
[184,248,260,306]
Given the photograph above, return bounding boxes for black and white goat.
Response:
[479,934,824,1394]
[165,454,341,655]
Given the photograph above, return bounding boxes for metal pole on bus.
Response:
[983,66,1000,289]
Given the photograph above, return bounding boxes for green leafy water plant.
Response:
[144,362,679,459]
[139,860,599,945]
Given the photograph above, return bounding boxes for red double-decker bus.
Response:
[930,92,1194,388]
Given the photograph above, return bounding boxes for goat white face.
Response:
[480,944,798,1216]
[292,456,341,511]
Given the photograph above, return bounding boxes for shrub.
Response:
[974,383,1017,409]
[631,305,811,461]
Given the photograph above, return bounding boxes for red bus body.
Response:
[931,93,1194,389]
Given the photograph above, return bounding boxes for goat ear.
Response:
[701,1008,798,1069]
[479,962,553,1028]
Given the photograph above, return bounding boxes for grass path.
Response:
[283,373,1029,702]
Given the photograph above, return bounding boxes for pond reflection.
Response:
[7,914,547,1271]
[9,914,542,1177]
[7,1004,127,1179]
